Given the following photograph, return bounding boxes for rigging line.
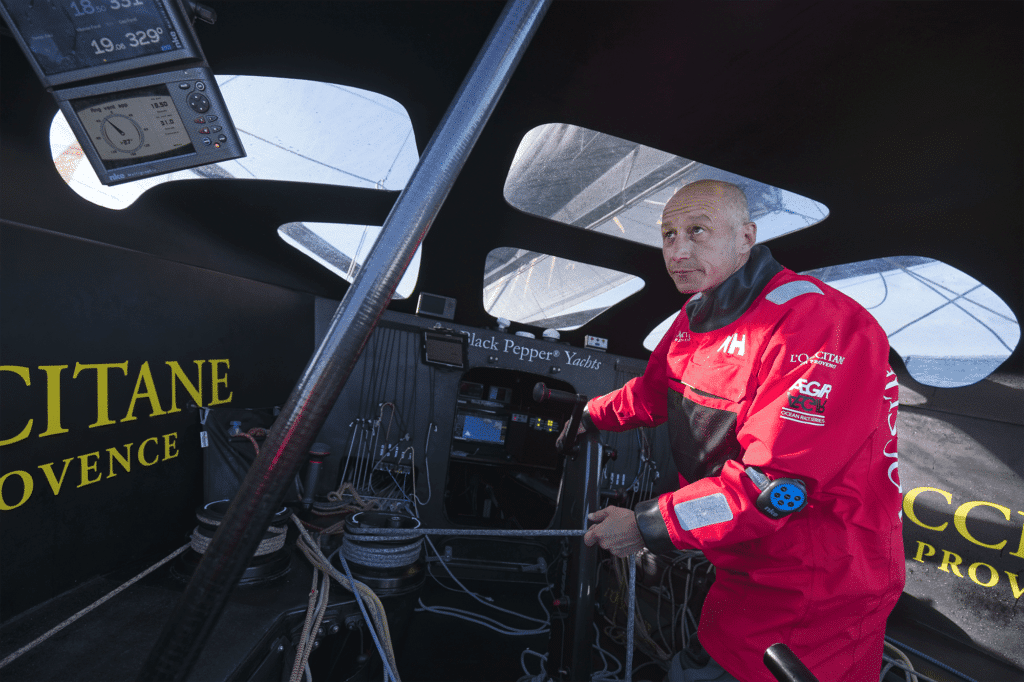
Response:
[890,258,1017,324]
[393,344,408,437]
[378,328,393,410]
[582,159,698,233]
[336,552,400,682]
[384,327,400,407]
[362,332,378,420]
[385,469,413,503]
[884,269,1014,353]
[620,148,638,199]
[570,128,599,162]
[233,128,380,186]
[378,327,392,407]
[410,332,420,436]
[864,270,890,310]
[329,84,408,117]
[357,324,373,418]
[883,258,975,299]
[349,528,587,542]
[486,266,524,313]
[0,544,190,670]
[381,127,416,187]
[369,324,384,402]
[370,329,388,415]
[368,329,384,412]
[402,332,414,434]
[347,226,371,280]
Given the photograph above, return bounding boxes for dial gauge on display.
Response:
[101,114,143,153]
[75,87,191,165]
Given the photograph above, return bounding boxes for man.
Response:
[578,180,904,681]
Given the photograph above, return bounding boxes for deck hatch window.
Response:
[279,222,420,300]
[504,123,830,249]
[804,257,1020,387]
[51,75,418,209]
[484,247,643,331]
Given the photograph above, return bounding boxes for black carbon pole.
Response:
[136,1,551,679]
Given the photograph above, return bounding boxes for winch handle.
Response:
[763,643,819,682]
[532,382,586,406]
[534,383,588,455]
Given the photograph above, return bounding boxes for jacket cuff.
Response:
[581,405,596,432]
[634,497,677,556]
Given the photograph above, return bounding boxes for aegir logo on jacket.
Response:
[715,333,746,356]
[780,378,831,426]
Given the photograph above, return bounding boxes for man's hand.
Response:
[584,506,645,557]
[555,406,596,453]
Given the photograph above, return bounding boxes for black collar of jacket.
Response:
[684,245,784,333]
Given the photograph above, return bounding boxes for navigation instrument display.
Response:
[54,66,245,185]
[0,0,199,86]
[454,412,507,445]
[72,83,194,169]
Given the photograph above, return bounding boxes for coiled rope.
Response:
[342,533,424,569]
[190,520,287,556]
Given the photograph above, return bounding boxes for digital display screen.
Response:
[529,416,560,434]
[72,83,194,170]
[455,413,507,445]
[423,331,464,368]
[2,0,188,78]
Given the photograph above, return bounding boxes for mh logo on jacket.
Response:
[716,333,746,356]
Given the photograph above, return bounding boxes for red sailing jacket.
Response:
[588,247,904,681]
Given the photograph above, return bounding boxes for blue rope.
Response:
[338,551,399,682]
[884,636,980,682]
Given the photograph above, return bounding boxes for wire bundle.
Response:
[415,535,553,637]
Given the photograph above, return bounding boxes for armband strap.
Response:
[744,466,807,519]
[634,498,677,555]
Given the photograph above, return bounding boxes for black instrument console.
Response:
[0,0,246,184]
[449,367,572,471]
[54,67,244,185]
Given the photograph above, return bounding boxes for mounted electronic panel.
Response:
[53,67,244,185]
[0,0,244,185]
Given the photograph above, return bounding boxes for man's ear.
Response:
[739,221,757,251]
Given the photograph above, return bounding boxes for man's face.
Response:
[661,185,756,294]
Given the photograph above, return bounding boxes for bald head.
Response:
[660,179,757,294]
[665,180,750,231]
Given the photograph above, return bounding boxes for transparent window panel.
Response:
[805,257,1019,387]
[504,123,829,248]
[483,247,643,331]
[279,222,420,300]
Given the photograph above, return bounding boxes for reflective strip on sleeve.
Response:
[765,280,823,304]
[673,493,734,531]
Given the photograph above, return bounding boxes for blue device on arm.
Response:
[744,467,808,519]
